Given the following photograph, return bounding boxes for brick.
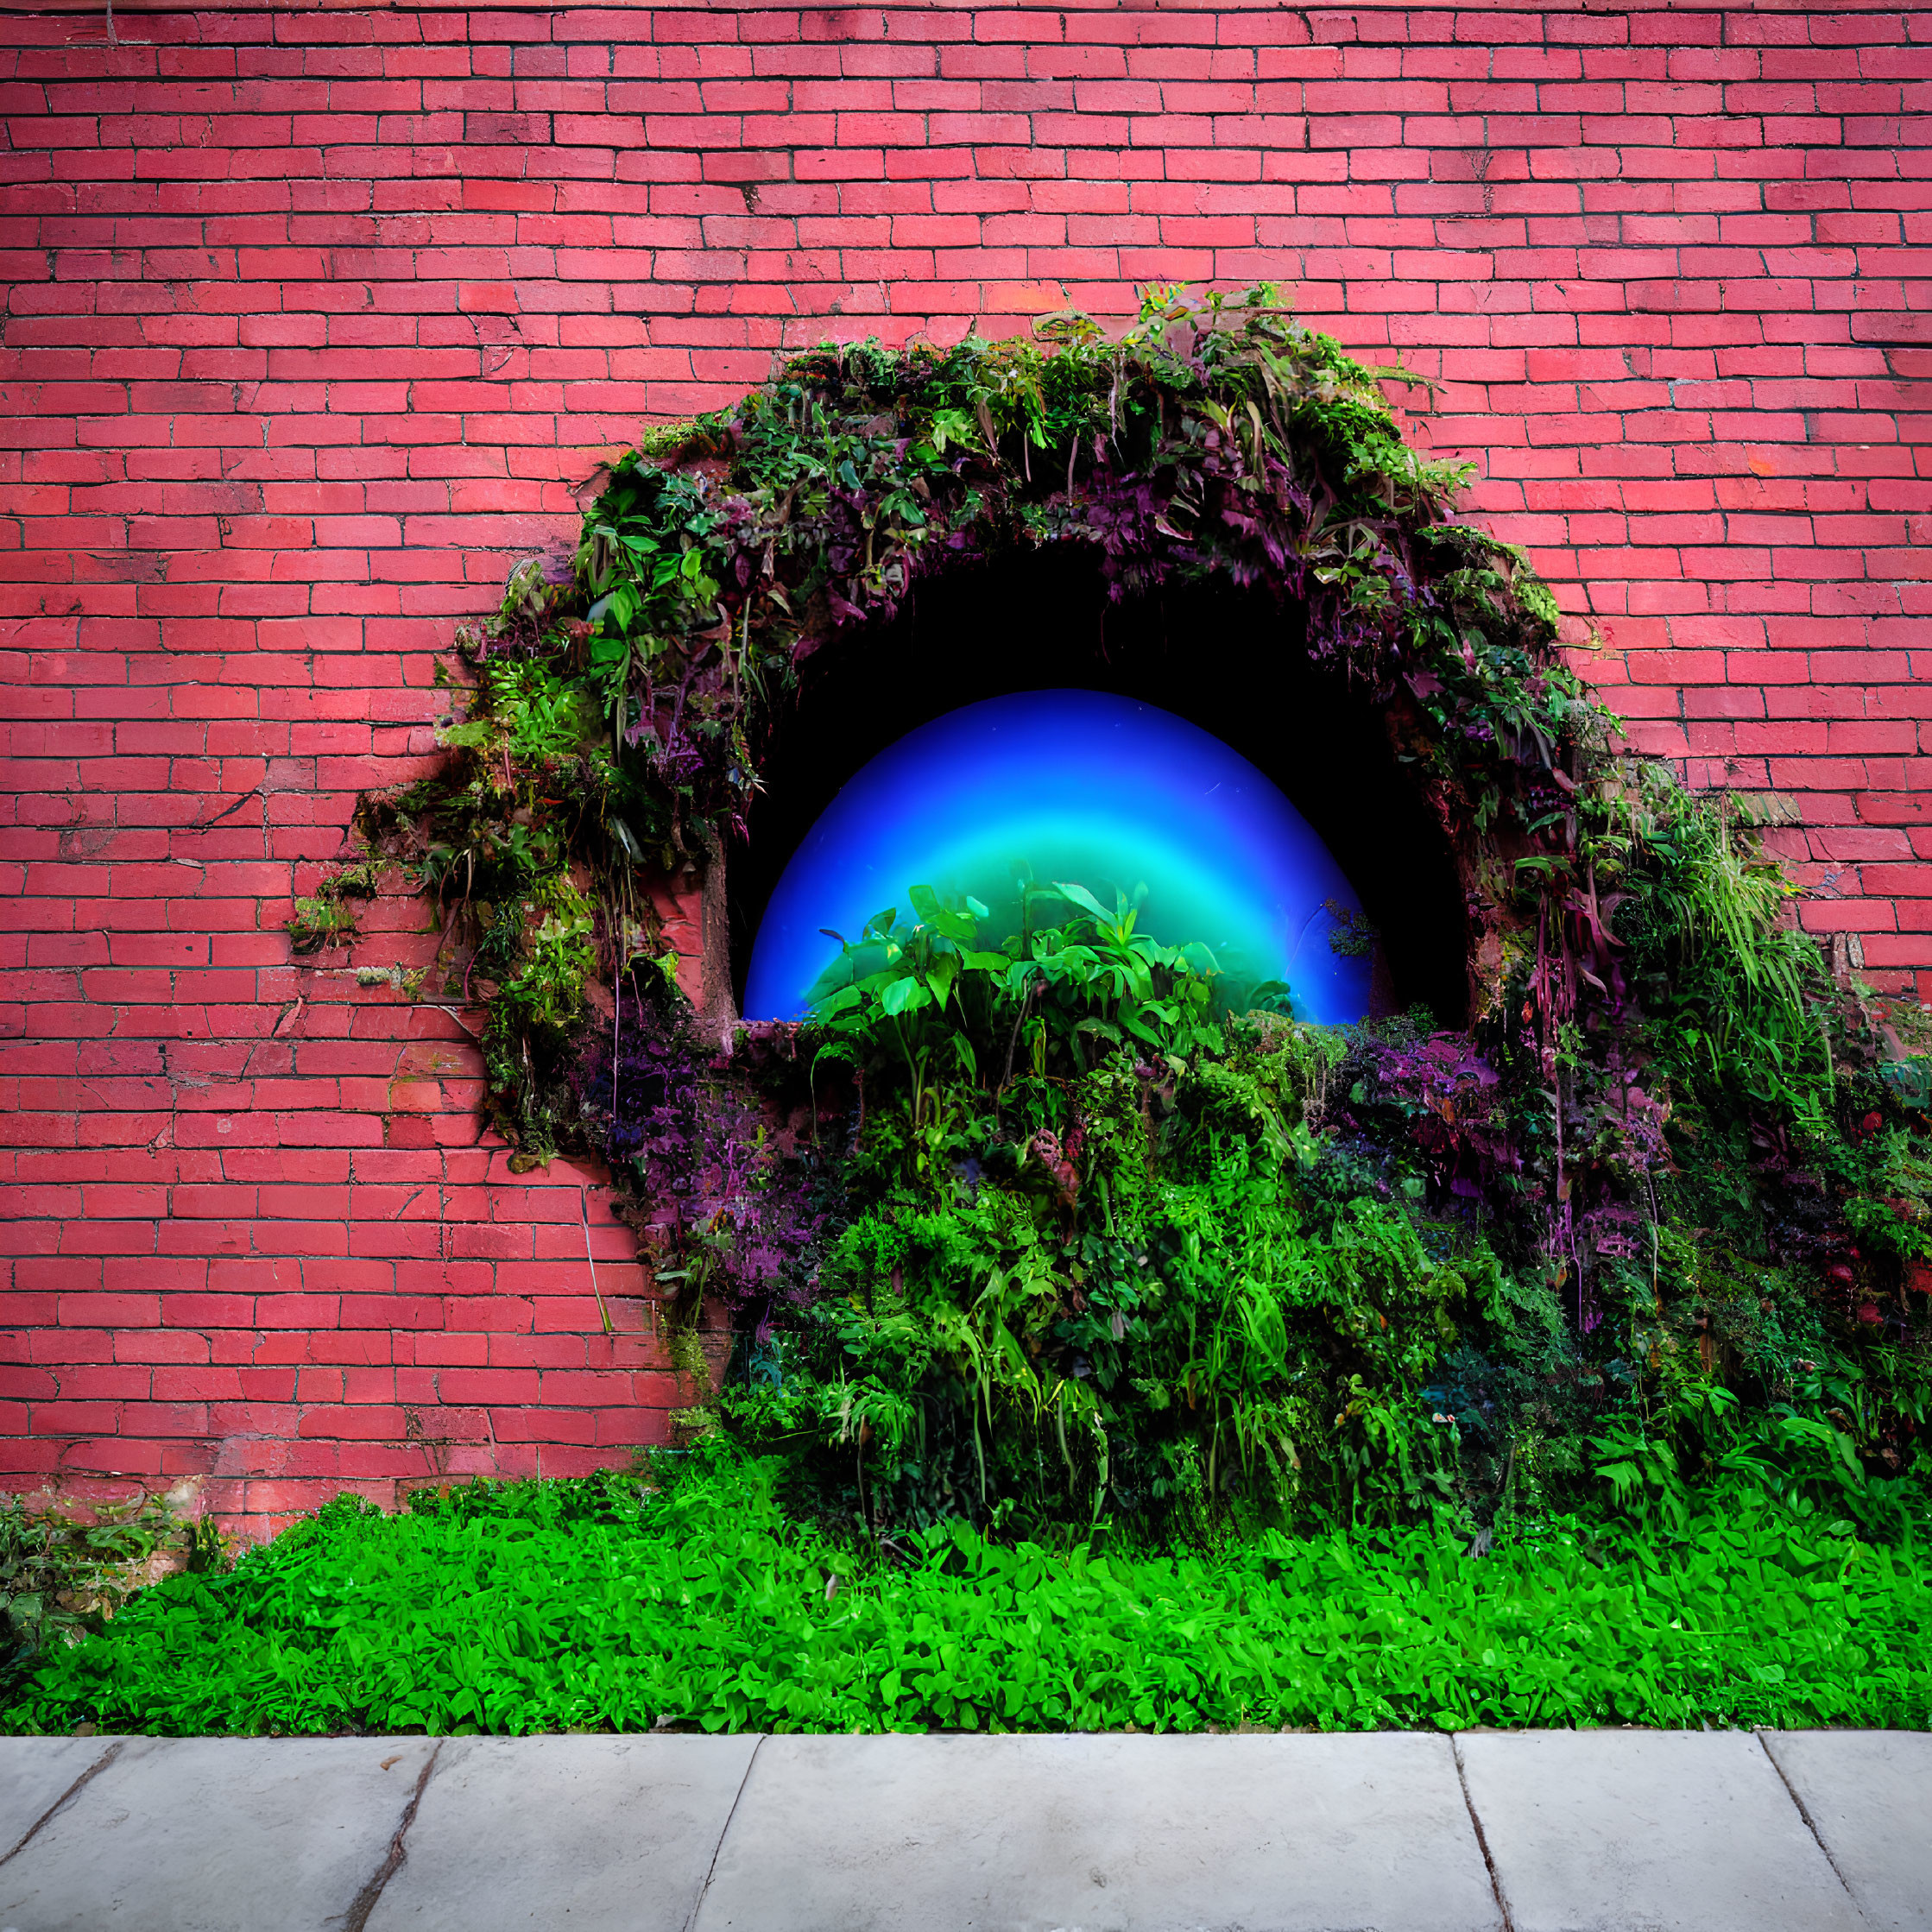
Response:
[0,0,1925,1535]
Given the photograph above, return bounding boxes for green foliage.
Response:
[576,463,730,767]
[344,286,1588,1162]
[1843,1131,1932,1267]
[444,657,612,773]
[0,1493,181,1695]
[1590,770,1834,1131]
[286,859,381,955]
[9,1451,1929,1737]
[806,883,1227,1162]
[730,888,1532,1539]
[380,613,658,1164]
[1583,1380,1922,1547]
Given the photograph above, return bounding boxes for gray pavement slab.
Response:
[0,1728,1924,1929]
[1456,1730,1865,1932]
[0,1733,439,1932]
[365,1733,760,1931]
[692,1730,1504,1932]
[1762,1730,1932,1931]
[0,1739,120,1859]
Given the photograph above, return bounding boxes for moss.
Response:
[286,859,382,955]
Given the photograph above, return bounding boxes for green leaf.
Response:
[880,978,931,1017]
[908,884,976,943]
[1052,881,1114,923]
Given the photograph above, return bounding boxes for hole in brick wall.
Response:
[740,688,1381,1026]
[729,552,1471,1027]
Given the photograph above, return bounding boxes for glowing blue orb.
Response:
[743,690,1374,1025]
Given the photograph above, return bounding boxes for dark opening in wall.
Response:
[729,552,1471,1028]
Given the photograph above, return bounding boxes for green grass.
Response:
[7,1455,1929,1738]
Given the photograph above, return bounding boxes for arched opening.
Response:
[729,551,1470,1028]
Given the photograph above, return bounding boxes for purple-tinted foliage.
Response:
[464,608,556,666]
[584,988,833,1319]
[1336,1017,1680,1336]
[686,1071,832,1323]
[1347,1032,1520,1204]
[596,977,706,1204]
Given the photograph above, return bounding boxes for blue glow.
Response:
[744,690,1374,1025]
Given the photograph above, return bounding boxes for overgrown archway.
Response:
[319,287,1931,1542]
[376,285,1582,1132]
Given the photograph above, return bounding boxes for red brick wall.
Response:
[3,0,1929,1536]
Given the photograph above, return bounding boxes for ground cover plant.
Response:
[0,1491,214,1702]
[8,1449,1929,1737]
[27,283,1922,1737]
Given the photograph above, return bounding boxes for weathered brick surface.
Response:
[2,1,1929,1534]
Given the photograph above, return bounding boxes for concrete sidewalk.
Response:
[0,1730,1923,1931]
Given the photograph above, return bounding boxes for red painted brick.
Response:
[2,1,1929,1543]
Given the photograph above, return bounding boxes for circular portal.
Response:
[742,690,1376,1024]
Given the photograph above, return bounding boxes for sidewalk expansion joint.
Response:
[0,1739,123,1869]
[684,1733,766,1932]
[337,1739,445,1932]
[1755,1730,1866,1917]
[1451,1734,1515,1932]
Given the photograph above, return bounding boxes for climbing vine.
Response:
[306,285,1932,1544]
